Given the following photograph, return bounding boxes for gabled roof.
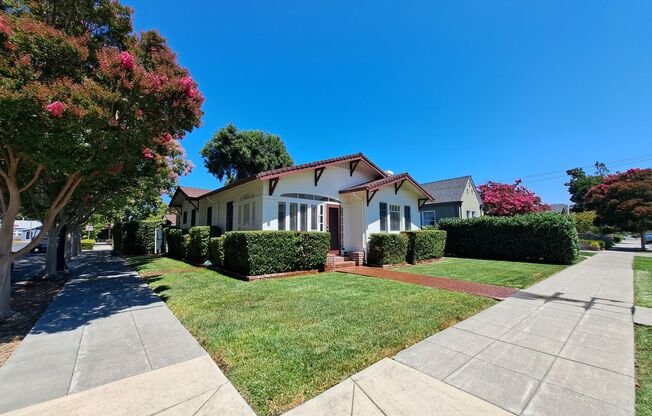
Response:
[420,176,473,204]
[176,186,212,199]
[340,173,435,200]
[547,204,570,214]
[199,152,388,199]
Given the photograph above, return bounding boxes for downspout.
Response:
[351,191,367,257]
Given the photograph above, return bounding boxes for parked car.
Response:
[646,233,652,244]
[35,236,48,253]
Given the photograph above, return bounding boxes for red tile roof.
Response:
[254,152,387,180]
[339,173,435,201]
[177,186,212,199]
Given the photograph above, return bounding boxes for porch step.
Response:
[332,261,356,269]
[331,255,352,263]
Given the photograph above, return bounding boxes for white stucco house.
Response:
[169,153,435,257]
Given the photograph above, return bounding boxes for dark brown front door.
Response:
[327,205,340,252]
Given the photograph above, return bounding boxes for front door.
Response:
[327,205,341,253]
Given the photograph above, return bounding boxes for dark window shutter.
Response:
[404,206,411,230]
[207,207,213,226]
[191,209,197,227]
[379,202,387,232]
[226,201,234,231]
[278,202,286,230]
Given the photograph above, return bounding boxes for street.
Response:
[10,242,45,282]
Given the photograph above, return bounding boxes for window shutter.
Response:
[207,207,213,226]
[278,202,286,230]
[404,206,411,230]
[379,202,387,232]
[191,209,196,227]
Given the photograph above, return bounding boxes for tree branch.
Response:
[19,164,45,194]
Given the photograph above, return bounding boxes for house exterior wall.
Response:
[460,180,483,218]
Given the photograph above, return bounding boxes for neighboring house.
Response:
[418,176,483,226]
[169,153,434,256]
[163,214,178,227]
[546,204,570,215]
[12,220,42,240]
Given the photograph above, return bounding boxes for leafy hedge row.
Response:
[113,220,162,255]
[165,228,330,276]
[404,230,447,263]
[438,212,579,264]
[80,239,96,250]
[223,231,330,275]
[367,230,447,265]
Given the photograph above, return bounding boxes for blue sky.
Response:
[126,0,652,203]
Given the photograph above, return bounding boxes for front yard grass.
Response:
[635,256,652,415]
[127,256,495,416]
[396,252,595,290]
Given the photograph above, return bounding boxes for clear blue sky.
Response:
[126,0,652,204]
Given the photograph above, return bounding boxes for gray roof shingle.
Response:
[420,176,472,204]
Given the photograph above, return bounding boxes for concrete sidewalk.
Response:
[0,251,253,415]
[287,250,637,416]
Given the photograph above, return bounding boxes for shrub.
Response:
[223,231,330,276]
[80,239,96,250]
[187,226,211,262]
[166,228,185,259]
[367,233,408,265]
[572,211,598,233]
[208,236,225,267]
[578,233,614,249]
[438,212,579,264]
[403,230,447,264]
[296,232,331,271]
[115,220,162,255]
[580,239,605,250]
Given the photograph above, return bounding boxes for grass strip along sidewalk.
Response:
[635,256,652,416]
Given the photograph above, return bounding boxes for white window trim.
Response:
[421,210,436,227]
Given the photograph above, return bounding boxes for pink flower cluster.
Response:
[479,179,549,216]
[180,76,198,98]
[46,101,65,117]
[119,51,135,70]
[142,147,155,160]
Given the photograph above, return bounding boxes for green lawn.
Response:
[635,256,652,308]
[635,256,652,416]
[126,256,494,416]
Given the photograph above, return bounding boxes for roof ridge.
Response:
[420,175,471,186]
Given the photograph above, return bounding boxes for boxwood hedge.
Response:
[402,230,447,263]
[222,231,330,276]
[187,226,211,262]
[438,212,579,264]
[367,233,408,265]
[208,236,225,267]
[165,228,185,259]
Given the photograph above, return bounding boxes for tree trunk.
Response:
[45,226,60,277]
[65,228,72,263]
[0,225,13,319]
[56,225,66,273]
[72,226,81,257]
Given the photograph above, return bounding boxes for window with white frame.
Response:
[299,204,308,231]
[466,210,476,219]
[310,205,318,230]
[238,193,256,230]
[278,202,286,230]
[421,211,436,227]
[318,205,324,231]
[289,203,298,231]
[389,204,401,231]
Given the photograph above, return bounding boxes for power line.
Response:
[521,156,652,184]
[519,154,652,180]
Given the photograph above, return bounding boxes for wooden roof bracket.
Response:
[269,177,279,196]
[349,160,360,176]
[394,179,406,194]
[314,167,325,186]
[418,198,429,209]
[366,189,378,206]
[189,199,199,211]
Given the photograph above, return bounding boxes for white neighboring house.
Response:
[12,220,42,240]
[169,153,435,257]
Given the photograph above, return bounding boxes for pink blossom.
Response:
[0,16,11,36]
[142,148,155,160]
[159,132,173,144]
[119,51,135,70]
[46,101,65,117]
[135,109,144,119]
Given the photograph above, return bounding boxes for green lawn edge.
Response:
[635,256,652,416]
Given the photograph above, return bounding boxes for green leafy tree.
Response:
[571,210,597,233]
[200,124,293,183]
[0,1,203,318]
[585,168,652,250]
[565,162,608,212]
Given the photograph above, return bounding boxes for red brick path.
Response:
[337,266,517,300]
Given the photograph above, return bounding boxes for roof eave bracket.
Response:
[269,177,279,196]
[366,189,378,206]
[314,167,325,186]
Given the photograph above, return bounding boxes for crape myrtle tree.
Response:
[478,180,550,216]
[201,123,293,184]
[585,168,652,250]
[0,2,203,318]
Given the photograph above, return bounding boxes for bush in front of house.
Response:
[166,228,185,259]
[367,233,408,266]
[438,212,579,264]
[222,231,330,276]
[187,226,211,262]
[80,239,96,250]
[579,239,605,250]
[208,236,224,267]
[402,230,447,264]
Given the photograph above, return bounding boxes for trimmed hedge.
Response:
[580,239,604,250]
[578,232,614,249]
[113,220,161,255]
[208,236,224,267]
[367,233,408,265]
[438,212,579,264]
[223,231,330,276]
[166,228,185,259]
[80,239,96,250]
[187,226,211,262]
[403,230,446,263]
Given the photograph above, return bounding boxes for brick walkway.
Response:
[337,266,517,300]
